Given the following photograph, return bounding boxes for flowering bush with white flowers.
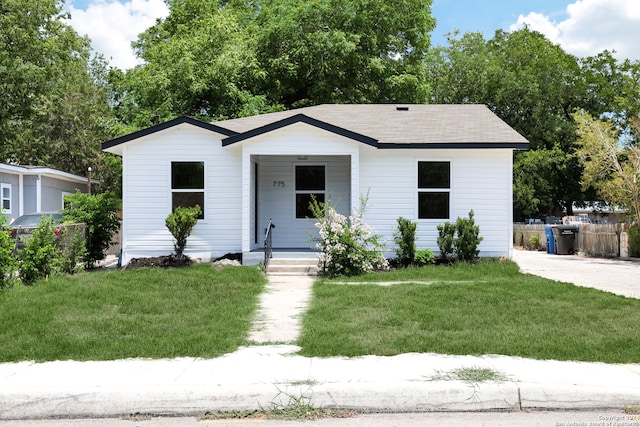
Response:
[310,197,388,277]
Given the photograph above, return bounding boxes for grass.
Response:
[297,260,640,363]
[0,264,266,362]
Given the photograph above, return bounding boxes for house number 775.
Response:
[273,181,285,187]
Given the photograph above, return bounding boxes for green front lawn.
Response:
[0,265,266,362]
[297,260,640,363]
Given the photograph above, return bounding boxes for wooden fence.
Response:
[513,223,630,258]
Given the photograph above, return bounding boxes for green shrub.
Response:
[437,210,483,262]
[62,192,121,269]
[436,222,456,261]
[629,225,640,258]
[0,215,17,289]
[393,217,417,266]
[18,216,61,285]
[165,205,202,258]
[53,224,87,275]
[454,210,483,262]
[529,234,540,250]
[415,248,435,266]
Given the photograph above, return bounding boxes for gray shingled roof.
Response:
[216,104,528,147]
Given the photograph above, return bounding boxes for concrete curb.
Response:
[2,380,639,419]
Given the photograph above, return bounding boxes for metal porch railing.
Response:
[264,219,276,271]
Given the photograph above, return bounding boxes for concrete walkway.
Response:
[248,274,315,343]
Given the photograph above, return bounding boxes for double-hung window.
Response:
[1,183,11,214]
[171,161,205,219]
[418,161,450,219]
[295,165,325,218]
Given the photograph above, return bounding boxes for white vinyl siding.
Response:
[359,148,513,258]
[120,124,242,264]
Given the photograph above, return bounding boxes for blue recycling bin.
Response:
[544,226,555,254]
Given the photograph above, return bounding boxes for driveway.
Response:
[512,249,640,299]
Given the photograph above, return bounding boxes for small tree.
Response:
[437,210,483,262]
[62,191,121,269]
[394,217,417,266]
[53,224,88,275]
[18,216,61,285]
[165,205,202,258]
[0,215,17,289]
[574,111,640,225]
[454,210,483,262]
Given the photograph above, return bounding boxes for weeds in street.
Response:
[200,386,355,422]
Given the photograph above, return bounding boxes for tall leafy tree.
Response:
[427,28,619,217]
[255,0,435,107]
[109,0,435,129]
[0,0,113,179]
[112,0,269,129]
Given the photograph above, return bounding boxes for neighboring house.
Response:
[102,104,529,266]
[0,163,92,223]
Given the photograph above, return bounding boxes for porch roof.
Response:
[217,104,529,149]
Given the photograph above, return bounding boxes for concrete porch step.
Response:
[267,258,319,276]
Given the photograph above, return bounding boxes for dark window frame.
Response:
[171,161,205,219]
[295,164,326,219]
[418,161,451,220]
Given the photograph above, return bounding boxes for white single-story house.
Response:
[102,104,529,266]
[0,163,93,223]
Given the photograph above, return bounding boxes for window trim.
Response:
[61,191,72,210]
[1,183,11,214]
[170,161,206,220]
[294,163,326,219]
[417,160,451,220]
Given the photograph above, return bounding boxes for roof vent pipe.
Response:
[396,106,409,111]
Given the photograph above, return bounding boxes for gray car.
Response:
[9,212,64,249]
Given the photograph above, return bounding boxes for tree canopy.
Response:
[0,0,114,182]
[109,0,435,130]
[426,28,639,218]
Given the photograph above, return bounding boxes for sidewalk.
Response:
[2,345,640,419]
[1,252,640,420]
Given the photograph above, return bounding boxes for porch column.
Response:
[241,149,251,253]
[350,151,359,214]
[18,174,24,216]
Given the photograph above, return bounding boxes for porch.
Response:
[242,152,359,262]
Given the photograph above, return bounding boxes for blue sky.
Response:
[66,0,640,70]
[430,0,568,46]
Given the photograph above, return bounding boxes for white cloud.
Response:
[67,0,169,70]
[510,0,640,61]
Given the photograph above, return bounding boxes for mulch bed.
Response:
[124,253,242,269]
[125,255,192,269]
